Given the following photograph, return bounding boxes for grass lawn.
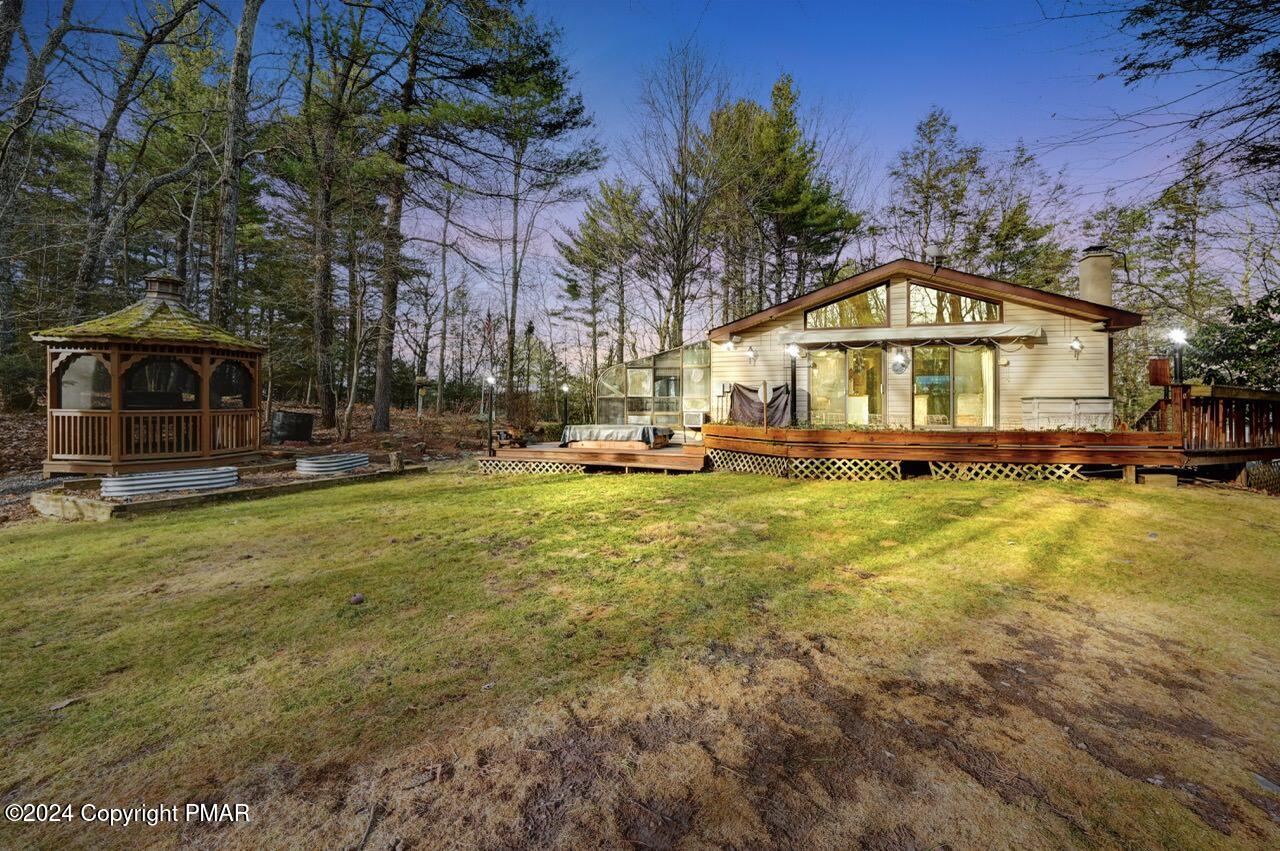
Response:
[2,469,1279,849]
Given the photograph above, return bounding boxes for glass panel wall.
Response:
[908,285,1000,324]
[804,285,888,329]
[58,355,112,410]
[595,341,712,437]
[953,346,995,427]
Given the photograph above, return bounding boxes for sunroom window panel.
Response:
[847,349,884,425]
[809,350,846,425]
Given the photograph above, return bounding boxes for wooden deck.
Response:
[490,442,706,472]
[704,422,1280,468]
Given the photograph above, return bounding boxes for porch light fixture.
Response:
[725,334,742,351]
[1069,336,1083,359]
[745,346,757,362]
[1168,328,1188,382]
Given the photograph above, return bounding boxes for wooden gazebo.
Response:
[32,271,264,477]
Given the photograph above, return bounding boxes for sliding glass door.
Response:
[912,345,995,428]
[808,348,884,426]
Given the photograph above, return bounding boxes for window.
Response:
[804,285,888,329]
[909,284,999,324]
[912,345,995,428]
[58,355,111,410]
[808,348,884,426]
[597,364,625,398]
[654,368,680,398]
[210,361,253,409]
[122,357,199,410]
[626,368,653,397]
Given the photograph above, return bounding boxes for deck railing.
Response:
[1139,386,1280,452]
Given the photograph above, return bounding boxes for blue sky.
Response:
[522,0,1181,198]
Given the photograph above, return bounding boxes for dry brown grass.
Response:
[221,590,1277,850]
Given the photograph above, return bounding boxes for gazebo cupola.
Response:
[32,270,264,476]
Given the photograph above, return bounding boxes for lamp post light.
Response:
[1168,329,1188,383]
[785,342,801,425]
[485,374,497,456]
[560,382,570,429]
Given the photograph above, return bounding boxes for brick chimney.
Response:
[144,270,185,305]
[1078,245,1113,306]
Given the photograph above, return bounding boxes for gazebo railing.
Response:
[121,411,202,459]
[212,410,258,453]
[49,410,111,460]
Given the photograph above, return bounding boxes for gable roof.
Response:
[707,258,1143,341]
[32,295,262,350]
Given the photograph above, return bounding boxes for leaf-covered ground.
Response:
[1,471,1278,849]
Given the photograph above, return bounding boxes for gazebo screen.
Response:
[123,357,200,409]
[58,355,111,410]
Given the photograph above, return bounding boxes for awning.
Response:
[787,323,1044,346]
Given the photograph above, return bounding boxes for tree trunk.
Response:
[311,181,337,427]
[435,188,453,414]
[372,167,406,431]
[504,147,523,411]
[210,0,264,325]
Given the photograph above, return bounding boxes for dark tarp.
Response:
[559,424,674,447]
[729,383,790,426]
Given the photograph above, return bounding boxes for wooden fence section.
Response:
[49,410,111,460]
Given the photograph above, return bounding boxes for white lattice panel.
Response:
[1246,460,1280,494]
[477,458,585,475]
[789,457,902,481]
[929,461,1085,482]
[707,448,788,477]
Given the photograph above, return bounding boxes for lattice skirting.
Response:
[707,448,789,477]
[1245,460,1280,494]
[477,458,585,475]
[789,457,902,481]
[708,449,900,480]
[929,461,1086,482]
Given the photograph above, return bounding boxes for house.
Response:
[596,249,1141,437]
[483,249,1278,479]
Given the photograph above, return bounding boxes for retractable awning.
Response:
[787,323,1044,346]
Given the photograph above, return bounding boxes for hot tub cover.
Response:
[560,424,674,447]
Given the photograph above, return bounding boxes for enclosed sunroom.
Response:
[594,341,712,442]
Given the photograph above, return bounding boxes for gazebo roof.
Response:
[32,272,263,351]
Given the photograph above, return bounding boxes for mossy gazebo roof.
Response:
[32,271,262,351]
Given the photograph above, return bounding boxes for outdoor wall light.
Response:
[1070,336,1083,359]
[723,340,735,351]
[745,346,757,361]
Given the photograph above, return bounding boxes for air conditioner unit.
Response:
[683,411,708,429]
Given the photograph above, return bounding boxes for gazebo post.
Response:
[200,350,212,459]
[45,347,53,466]
[109,346,122,469]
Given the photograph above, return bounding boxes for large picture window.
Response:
[909,284,999,324]
[804,285,888,329]
[807,348,884,426]
[912,345,994,428]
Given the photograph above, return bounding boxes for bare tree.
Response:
[209,0,265,325]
